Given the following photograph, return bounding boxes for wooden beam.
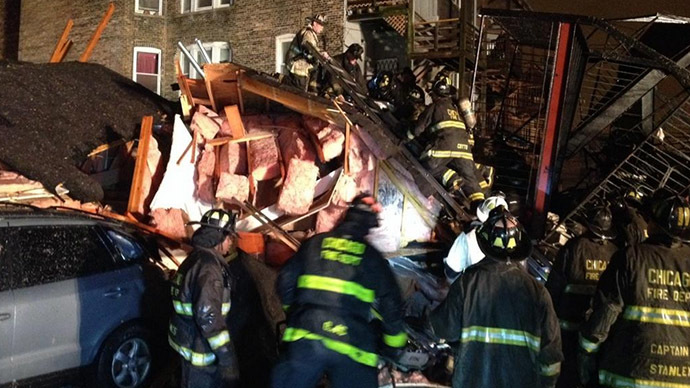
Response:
[206,132,274,147]
[79,2,115,63]
[50,19,73,63]
[236,71,245,114]
[223,105,246,139]
[55,40,74,63]
[126,116,154,220]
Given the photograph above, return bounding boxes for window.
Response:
[135,0,163,15]
[5,226,115,289]
[133,47,162,94]
[179,42,232,79]
[106,229,146,263]
[275,33,295,74]
[182,0,232,13]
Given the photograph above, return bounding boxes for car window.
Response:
[0,228,10,292]
[6,226,115,289]
[105,229,146,263]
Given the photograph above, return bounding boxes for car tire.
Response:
[95,323,154,388]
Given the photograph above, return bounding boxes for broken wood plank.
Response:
[79,2,115,62]
[190,129,198,163]
[55,40,73,63]
[344,122,351,175]
[126,116,154,220]
[223,105,246,139]
[50,19,73,63]
[206,132,274,147]
[87,139,130,157]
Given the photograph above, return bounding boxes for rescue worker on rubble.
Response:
[431,206,563,387]
[577,190,690,388]
[444,193,509,282]
[610,185,649,247]
[284,14,331,92]
[407,78,485,209]
[545,205,619,388]
[272,194,407,388]
[322,43,366,99]
[169,209,239,388]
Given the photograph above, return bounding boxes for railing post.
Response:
[408,0,415,57]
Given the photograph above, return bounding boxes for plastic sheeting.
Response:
[149,115,211,224]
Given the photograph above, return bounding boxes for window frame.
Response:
[275,33,295,74]
[135,0,163,15]
[179,42,232,79]
[182,0,233,13]
[132,46,162,95]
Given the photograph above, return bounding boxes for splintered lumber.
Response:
[224,105,246,139]
[50,19,73,63]
[127,116,154,220]
[206,132,273,147]
[79,2,115,63]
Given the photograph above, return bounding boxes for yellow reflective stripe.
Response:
[564,284,597,296]
[429,120,466,133]
[370,308,383,321]
[222,302,231,315]
[322,237,366,255]
[297,275,375,303]
[168,336,217,366]
[479,181,489,188]
[442,169,457,185]
[540,362,561,377]
[282,327,378,367]
[173,300,193,316]
[579,333,600,353]
[428,150,474,160]
[623,306,690,327]
[461,326,540,352]
[207,330,231,350]
[469,192,485,201]
[383,332,408,348]
[599,369,690,388]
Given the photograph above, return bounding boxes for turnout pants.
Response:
[271,339,378,388]
[180,358,238,388]
[284,71,309,92]
[424,155,485,205]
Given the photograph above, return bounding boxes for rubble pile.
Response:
[0,61,176,202]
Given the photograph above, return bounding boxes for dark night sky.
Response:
[527,0,690,18]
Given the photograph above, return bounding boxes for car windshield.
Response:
[106,229,145,262]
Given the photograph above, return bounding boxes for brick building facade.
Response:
[17,0,350,99]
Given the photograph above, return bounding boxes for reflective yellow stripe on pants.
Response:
[282,327,378,367]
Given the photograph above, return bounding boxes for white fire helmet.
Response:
[477,194,509,223]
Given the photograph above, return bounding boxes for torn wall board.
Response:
[150,115,211,227]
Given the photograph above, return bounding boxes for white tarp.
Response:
[149,114,211,223]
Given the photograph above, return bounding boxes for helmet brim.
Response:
[476,227,533,261]
[586,221,617,240]
[187,221,238,237]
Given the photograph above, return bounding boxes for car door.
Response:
[0,224,16,384]
[7,224,118,381]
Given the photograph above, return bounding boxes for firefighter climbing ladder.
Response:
[305,44,471,221]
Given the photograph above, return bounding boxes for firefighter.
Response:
[545,206,619,388]
[283,14,330,92]
[272,194,407,388]
[407,79,485,209]
[169,209,239,388]
[444,193,508,282]
[577,191,690,388]
[322,43,365,99]
[610,185,649,247]
[431,206,563,387]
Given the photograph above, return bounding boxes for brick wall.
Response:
[1,0,22,59]
[18,0,345,99]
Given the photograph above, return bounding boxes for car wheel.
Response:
[96,323,154,388]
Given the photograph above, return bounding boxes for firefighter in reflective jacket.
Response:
[169,209,239,388]
[283,14,330,92]
[610,186,649,247]
[546,206,618,388]
[431,207,563,388]
[578,191,690,388]
[407,79,485,209]
[272,194,407,388]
